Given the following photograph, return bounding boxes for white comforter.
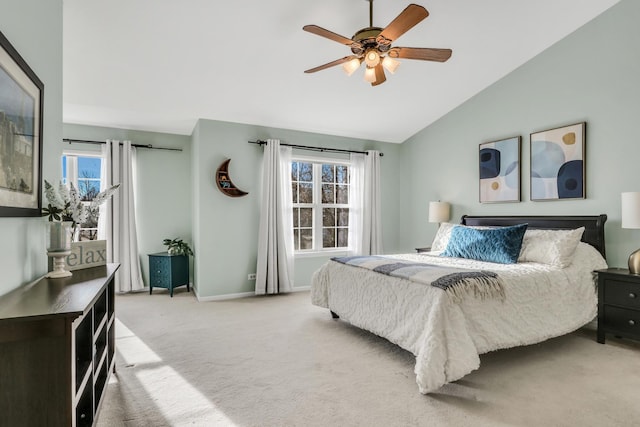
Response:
[311,242,607,394]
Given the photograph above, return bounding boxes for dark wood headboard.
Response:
[460,215,607,259]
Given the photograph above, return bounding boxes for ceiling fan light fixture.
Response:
[382,56,400,74]
[363,66,376,83]
[302,2,451,87]
[342,58,361,76]
[364,49,381,68]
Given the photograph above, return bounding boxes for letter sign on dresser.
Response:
[596,268,640,344]
[0,264,119,426]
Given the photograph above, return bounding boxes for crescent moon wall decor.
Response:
[216,159,249,197]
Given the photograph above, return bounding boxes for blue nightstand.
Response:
[148,253,190,297]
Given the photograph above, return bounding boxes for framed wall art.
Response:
[530,122,585,201]
[0,30,44,217]
[479,136,521,203]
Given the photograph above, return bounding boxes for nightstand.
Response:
[415,247,431,253]
[148,253,190,297]
[596,268,640,344]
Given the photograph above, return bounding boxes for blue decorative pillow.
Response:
[441,223,528,264]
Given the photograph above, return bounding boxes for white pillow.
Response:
[517,227,585,267]
[430,222,456,251]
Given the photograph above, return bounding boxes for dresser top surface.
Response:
[148,252,184,257]
[0,263,119,322]
[596,268,637,276]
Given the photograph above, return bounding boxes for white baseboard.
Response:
[194,285,310,301]
[196,291,254,301]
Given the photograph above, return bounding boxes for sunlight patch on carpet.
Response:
[115,318,238,425]
[115,319,162,365]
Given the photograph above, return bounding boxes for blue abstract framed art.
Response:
[530,122,585,201]
[479,136,521,203]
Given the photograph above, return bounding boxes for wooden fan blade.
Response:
[371,64,386,86]
[303,25,357,47]
[304,56,359,73]
[378,4,429,42]
[389,47,452,62]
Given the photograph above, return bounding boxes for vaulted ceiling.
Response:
[63,0,620,143]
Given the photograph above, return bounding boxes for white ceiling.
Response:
[63,0,620,144]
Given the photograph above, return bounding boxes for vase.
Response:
[47,221,73,252]
[46,221,73,278]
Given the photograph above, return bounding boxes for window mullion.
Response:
[313,163,322,251]
[66,155,79,188]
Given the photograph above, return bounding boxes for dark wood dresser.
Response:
[0,264,119,426]
[596,268,640,344]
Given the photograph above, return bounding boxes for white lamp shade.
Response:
[622,192,640,229]
[428,201,450,223]
[342,58,361,76]
[382,56,400,74]
[363,67,376,83]
[364,50,380,67]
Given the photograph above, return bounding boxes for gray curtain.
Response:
[255,139,294,294]
[99,140,144,293]
[349,150,383,255]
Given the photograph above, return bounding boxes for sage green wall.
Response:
[62,124,192,286]
[191,119,401,298]
[0,0,63,296]
[399,0,639,268]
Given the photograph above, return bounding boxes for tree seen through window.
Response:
[62,155,103,240]
[291,159,350,252]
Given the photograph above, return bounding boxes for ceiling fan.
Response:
[303,0,452,86]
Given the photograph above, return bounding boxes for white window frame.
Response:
[292,154,352,257]
[62,150,104,241]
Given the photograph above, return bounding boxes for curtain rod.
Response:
[63,138,183,152]
[248,140,383,156]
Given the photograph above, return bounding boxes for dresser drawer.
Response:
[603,305,640,335]
[603,279,640,309]
[149,257,170,286]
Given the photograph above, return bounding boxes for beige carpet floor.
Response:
[97,289,640,427]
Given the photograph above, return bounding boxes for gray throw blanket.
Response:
[331,255,505,302]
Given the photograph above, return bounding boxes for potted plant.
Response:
[162,238,194,256]
[41,180,119,278]
[42,180,120,242]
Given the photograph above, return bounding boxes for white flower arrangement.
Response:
[42,180,120,236]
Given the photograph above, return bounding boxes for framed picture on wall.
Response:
[0,30,44,217]
[530,122,585,201]
[479,136,521,203]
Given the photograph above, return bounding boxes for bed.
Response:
[311,215,608,394]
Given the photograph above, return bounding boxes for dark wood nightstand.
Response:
[148,253,190,297]
[415,247,431,253]
[596,268,640,344]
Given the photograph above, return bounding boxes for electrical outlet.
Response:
[248,273,256,280]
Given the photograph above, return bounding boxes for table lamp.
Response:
[621,192,640,274]
[428,201,451,224]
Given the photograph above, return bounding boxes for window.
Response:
[62,153,103,241]
[291,158,351,253]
